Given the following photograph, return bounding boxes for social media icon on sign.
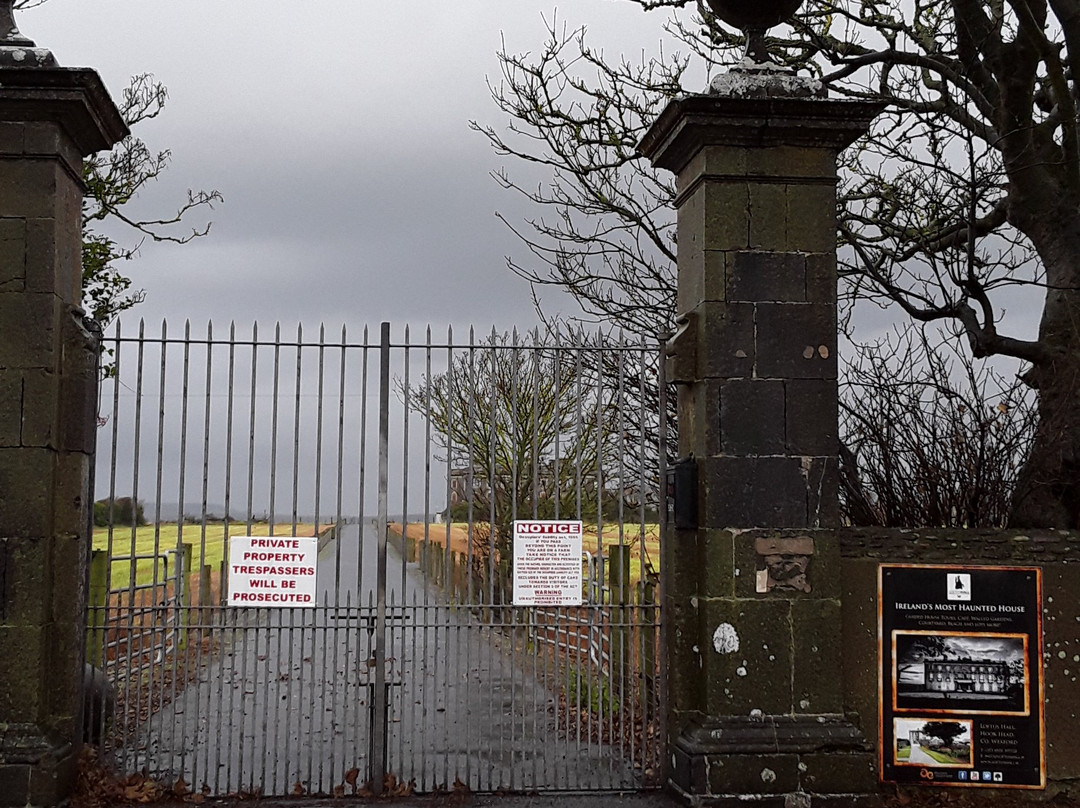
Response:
[957,771,967,781]
[993,772,1003,782]
[982,771,993,781]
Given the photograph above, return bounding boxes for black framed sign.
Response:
[879,564,1044,789]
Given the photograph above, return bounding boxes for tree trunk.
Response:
[1007,222,1080,528]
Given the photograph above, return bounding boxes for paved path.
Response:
[123,524,633,796]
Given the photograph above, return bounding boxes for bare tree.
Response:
[840,328,1036,528]
[478,1,1079,527]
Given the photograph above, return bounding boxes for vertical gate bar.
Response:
[398,326,411,779]
[117,320,146,772]
[313,325,328,792]
[96,321,122,751]
[465,327,475,608]
[224,321,237,599]
[291,324,303,534]
[169,321,193,770]
[372,321,391,796]
[657,335,669,785]
[357,327,370,595]
[139,320,168,767]
[260,323,282,793]
[351,328,369,770]
[188,321,214,790]
[245,322,260,538]
[441,325,453,790]
[420,326,433,792]
[232,323,258,791]
[329,327,348,788]
[486,333,496,611]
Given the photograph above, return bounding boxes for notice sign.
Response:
[879,564,1044,789]
[512,520,583,606]
[228,535,318,607]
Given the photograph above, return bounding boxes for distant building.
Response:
[924,658,1009,694]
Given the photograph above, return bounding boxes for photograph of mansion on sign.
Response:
[894,632,1028,714]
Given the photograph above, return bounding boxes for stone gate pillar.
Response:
[0,5,127,806]
[640,77,880,804]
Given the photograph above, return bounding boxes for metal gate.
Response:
[87,320,663,797]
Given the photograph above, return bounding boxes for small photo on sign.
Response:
[893,717,973,768]
[893,631,1028,715]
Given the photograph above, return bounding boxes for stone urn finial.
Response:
[706,0,803,64]
[0,0,58,67]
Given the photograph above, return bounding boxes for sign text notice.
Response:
[512,520,583,606]
[228,535,318,607]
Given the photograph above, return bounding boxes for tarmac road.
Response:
[123,523,634,797]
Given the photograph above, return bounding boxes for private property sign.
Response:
[512,520,583,606]
[228,536,318,607]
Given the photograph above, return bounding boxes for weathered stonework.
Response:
[0,26,127,806]
[640,90,881,804]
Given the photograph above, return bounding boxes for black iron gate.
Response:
[88,320,663,796]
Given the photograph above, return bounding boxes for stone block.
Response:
[704,456,808,528]
[805,456,840,528]
[0,293,60,370]
[792,599,844,714]
[680,380,723,457]
[756,303,837,380]
[692,144,749,179]
[0,160,60,219]
[839,558,881,741]
[703,598,793,714]
[697,301,755,379]
[0,447,56,538]
[785,378,837,456]
[702,182,751,251]
[23,122,83,177]
[746,146,838,180]
[787,184,837,252]
[1042,563,1080,779]
[805,252,836,304]
[0,625,43,722]
[43,623,81,738]
[0,122,24,154]
[665,597,707,715]
[702,528,737,598]
[708,753,801,794]
[28,752,77,807]
[719,379,786,455]
[0,764,30,807]
[0,217,26,293]
[16,369,60,449]
[3,536,47,624]
[0,370,22,447]
[664,526,706,600]
[728,251,806,303]
[799,751,878,793]
[24,219,63,298]
[51,455,91,539]
[748,182,789,250]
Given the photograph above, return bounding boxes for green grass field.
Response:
[93,522,326,588]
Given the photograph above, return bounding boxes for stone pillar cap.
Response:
[637,94,884,174]
[0,0,58,67]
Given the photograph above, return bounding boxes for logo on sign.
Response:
[947,572,972,601]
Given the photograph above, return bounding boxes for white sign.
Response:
[947,572,972,601]
[512,520,583,606]
[228,535,318,607]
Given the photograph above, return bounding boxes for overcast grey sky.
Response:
[24,0,669,332]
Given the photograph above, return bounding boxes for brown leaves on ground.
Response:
[74,747,207,807]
